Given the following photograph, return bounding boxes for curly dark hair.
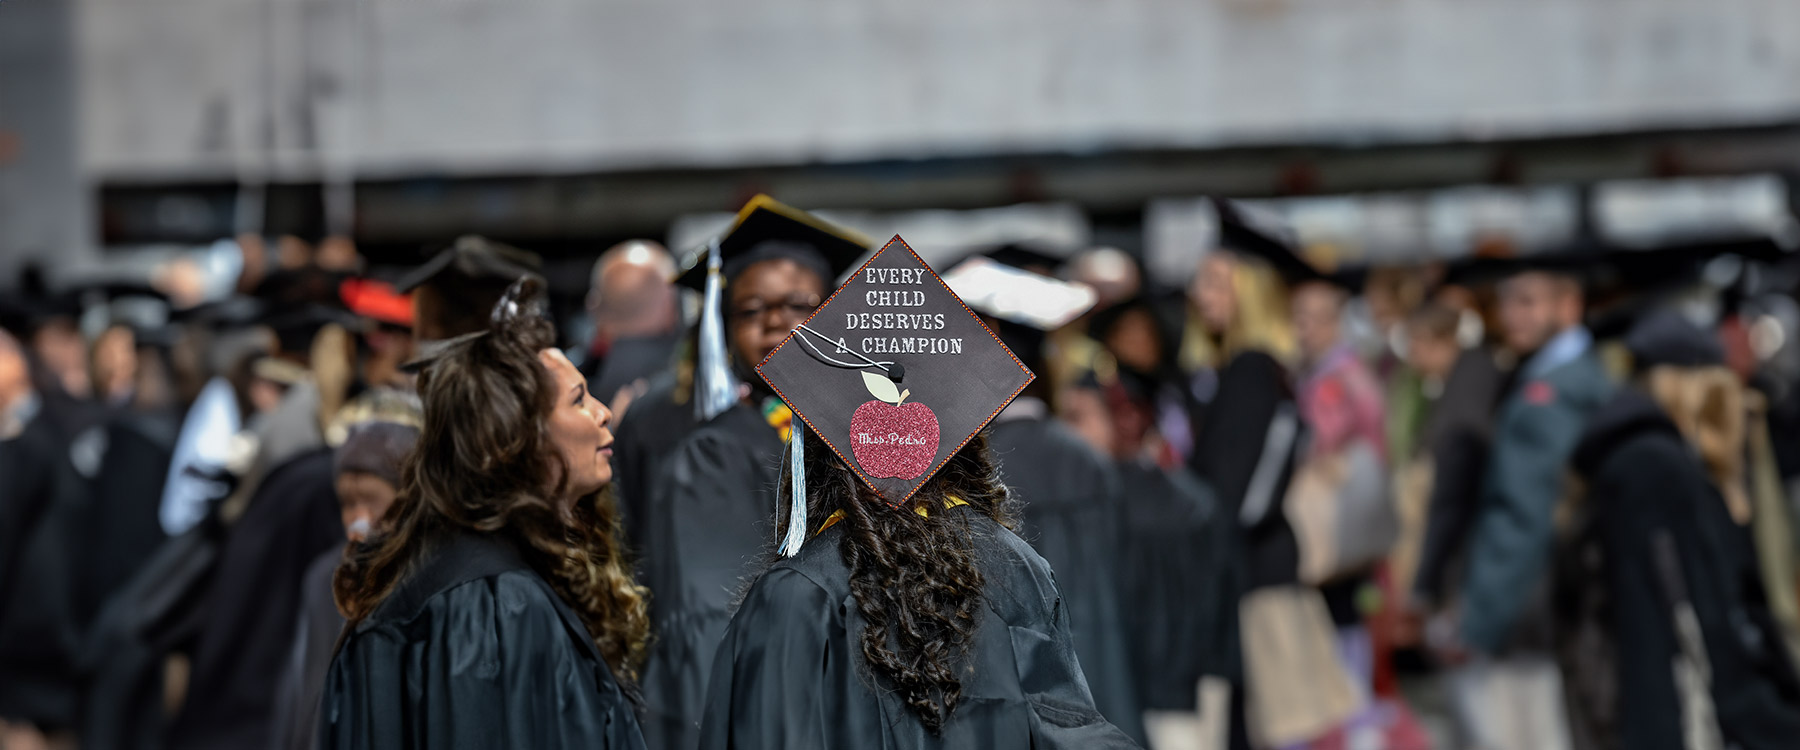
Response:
[774,426,1017,734]
[334,279,651,681]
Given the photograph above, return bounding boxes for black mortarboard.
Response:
[0,265,81,337]
[1212,196,1325,285]
[393,235,544,294]
[1623,308,1726,371]
[1442,234,1786,290]
[672,194,871,291]
[251,267,363,353]
[758,236,1033,510]
[946,240,1074,278]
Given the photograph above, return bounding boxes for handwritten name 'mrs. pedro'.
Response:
[856,431,932,446]
[836,264,965,356]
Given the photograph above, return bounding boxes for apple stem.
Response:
[896,389,910,405]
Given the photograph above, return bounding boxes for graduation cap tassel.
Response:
[694,238,741,422]
[779,422,808,558]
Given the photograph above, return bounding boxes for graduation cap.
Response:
[757,236,1034,554]
[396,236,544,342]
[1212,196,1325,285]
[393,235,543,294]
[0,265,82,338]
[677,195,871,422]
[339,278,415,329]
[672,194,872,291]
[942,256,1096,373]
[250,267,363,354]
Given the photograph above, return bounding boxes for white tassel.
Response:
[779,422,808,557]
[694,238,741,422]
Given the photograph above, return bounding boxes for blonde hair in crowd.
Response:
[1645,365,1750,523]
[1223,254,1297,364]
[1182,251,1297,370]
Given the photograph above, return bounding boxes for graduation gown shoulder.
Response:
[699,508,1143,750]
[319,530,644,750]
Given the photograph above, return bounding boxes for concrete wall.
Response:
[77,0,1800,181]
[1,0,93,277]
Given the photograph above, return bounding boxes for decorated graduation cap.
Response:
[757,236,1034,555]
[677,194,872,422]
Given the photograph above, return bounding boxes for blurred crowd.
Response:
[4,194,1800,750]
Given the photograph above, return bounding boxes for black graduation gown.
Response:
[79,409,177,624]
[320,530,645,750]
[163,447,344,750]
[1113,460,1235,710]
[1564,390,1800,750]
[270,549,346,750]
[588,333,682,408]
[612,372,699,556]
[638,402,782,750]
[0,413,89,729]
[988,416,1146,743]
[699,507,1142,750]
[1189,350,1300,592]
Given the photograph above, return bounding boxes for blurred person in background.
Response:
[1063,363,1235,749]
[1186,201,1315,750]
[322,279,648,749]
[1058,246,1145,390]
[578,239,683,423]
[637,197,867,750]
[1285,277,1394,746]
[270,410,419,750]
[966,264,1147,745]
[1559,309,1800,750]
[0,324,87,750]
[1390,303,1505,643]
[1451,264,1612,750]
[160,264,360,750]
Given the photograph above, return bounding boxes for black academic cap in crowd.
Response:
[1443,233,1787,291]
[1623,308,1726,371]
[757,236,1033,507]
[946,239,1075,277]
[60,276,185,348]
[943,257,1097,371]
[1212,196,1325,285]
[0,265,81,337]
[251,267,363,353]
[393,235,544,294]
[673,194,872,291]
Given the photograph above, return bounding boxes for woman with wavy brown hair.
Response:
[320,280,650,750]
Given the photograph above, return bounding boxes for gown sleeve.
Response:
[320,573,643,750]
[697,567,836,750]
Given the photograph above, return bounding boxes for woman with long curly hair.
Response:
[698,239,1140,749]
[320,280,650,750]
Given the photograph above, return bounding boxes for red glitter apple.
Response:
[849,371,939,480]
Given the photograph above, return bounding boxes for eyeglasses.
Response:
[730,294,822,326]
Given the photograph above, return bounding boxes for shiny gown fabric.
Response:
[319,530,645,750]
[699,507,1143,750]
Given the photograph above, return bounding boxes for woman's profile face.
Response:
[539,348,613,499]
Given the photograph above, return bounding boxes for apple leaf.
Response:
[861,370,902,404]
